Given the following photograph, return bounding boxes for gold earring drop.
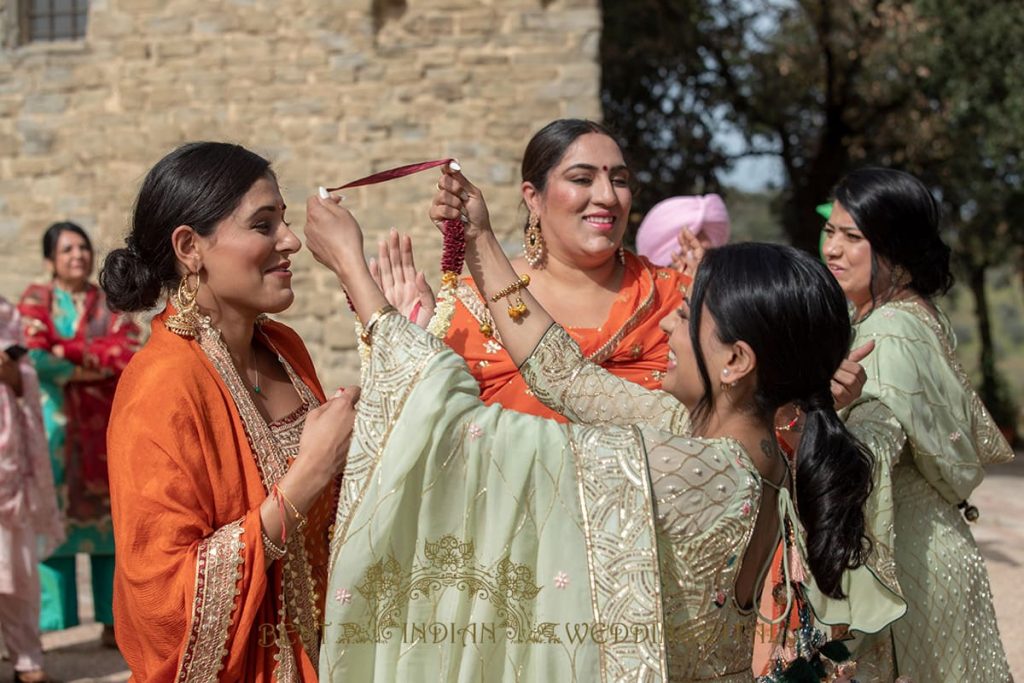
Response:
[166,272,202,338]
[524,213,546,269]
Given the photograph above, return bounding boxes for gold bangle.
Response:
[360,304,397,346]
[276,484,308,532]
[489,274,531,302]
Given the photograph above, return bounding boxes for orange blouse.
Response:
[107,308,336,682]
[444,251,686,421]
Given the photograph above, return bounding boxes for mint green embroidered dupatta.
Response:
[321,314,667,682]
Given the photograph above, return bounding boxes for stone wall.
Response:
[0,0,601,385]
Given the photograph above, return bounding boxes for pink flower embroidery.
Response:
[713,589,726,607]
[334,588,352,605]
[468,424,483,440]
[740,500,752,516]
[554,571,570,589]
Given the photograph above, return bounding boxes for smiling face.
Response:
[193,175,301,319]
[48,229,93,289]
[659,298,728,410]
[523,132,632,267]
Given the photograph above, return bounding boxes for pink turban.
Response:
[635,194,731,266]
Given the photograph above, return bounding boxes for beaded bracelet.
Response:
[261,527,287,561]
[489,274,531,321]
[360,304,397,346]
[489,273,531,302]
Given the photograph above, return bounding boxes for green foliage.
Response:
[601,0,1024,257]
[600,0,1024,431]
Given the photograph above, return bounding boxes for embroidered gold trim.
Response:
[454,265,656,367]
[197,325,322,672]
[324,313,447,683]
[571,424,668,681]
[455,280,503,345]
[176,518,246,682]
[587,265,656,365]
[329,313,443,575]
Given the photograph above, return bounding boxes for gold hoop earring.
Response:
[523,213,546,269]
[166,272,202,338]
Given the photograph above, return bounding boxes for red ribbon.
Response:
[325,158,455,191]
[326,158,467,278]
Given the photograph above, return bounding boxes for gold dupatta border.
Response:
[456,279,504,344]
[191,320,322,677]
[571,424,668,682]
[453,261,657,366]
[586,257,657,365]
[176,519,245,682]
[328,312,440,575]
[877,301,1013,465]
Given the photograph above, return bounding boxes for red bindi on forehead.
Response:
[602,165,608,171]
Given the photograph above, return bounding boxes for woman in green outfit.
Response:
[305,161,899,681]
[823,168,1014,681]
[18,222,140,643]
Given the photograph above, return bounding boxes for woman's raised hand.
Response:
[832,341,874,410]
[672,228,706,282]
[429,163,492,241]
[370,228,436,328]
[296,385,361,483]
[305,191,366,285]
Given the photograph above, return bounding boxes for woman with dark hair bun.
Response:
[17,221,140,645]
[303,168,898,680]
[100,142,356,680]
[824,167,1013,681]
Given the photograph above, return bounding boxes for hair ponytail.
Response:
[795,401,874,598]
[689,244,876,599]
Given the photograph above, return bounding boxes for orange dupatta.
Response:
[444,251,686,421]
[108,307,334,682]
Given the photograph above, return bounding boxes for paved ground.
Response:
[3,455,1022,682]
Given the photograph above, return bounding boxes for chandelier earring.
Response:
[166,271,203,338]
[523,212,546,269]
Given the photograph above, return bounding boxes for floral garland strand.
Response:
[427,218,465,339]
[322,158,464,348]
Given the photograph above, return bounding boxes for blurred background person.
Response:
[17,222,139,646]
[0,295,63,682]
[635,193,732,267]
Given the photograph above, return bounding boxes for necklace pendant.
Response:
[253,385,262,394]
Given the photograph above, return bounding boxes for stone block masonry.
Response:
[0,0,601,386]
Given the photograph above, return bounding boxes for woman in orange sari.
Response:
[100,142,356,681]
[437,120,688,421]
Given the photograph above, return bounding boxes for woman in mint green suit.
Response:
[823,167,1014,681]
